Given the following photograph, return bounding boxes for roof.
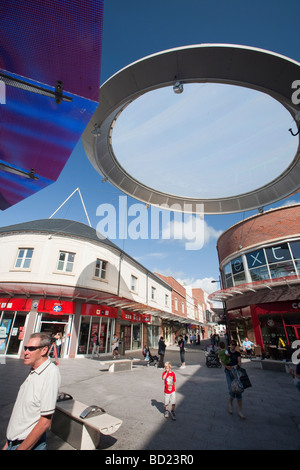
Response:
[0,218,119,248]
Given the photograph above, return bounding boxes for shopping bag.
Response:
[239,367,252,389]
[231,367,244,393]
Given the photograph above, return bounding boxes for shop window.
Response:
[15,248,33,269]
[95,259,107,279]
[233,271,246,286]
[269,261,296,279]
[290,240,300,274]
[295,259,300,275]
[249,265,270,282]
[246,248,267,269]
[290,240,300,259]
[265,243,291,264]
[57,251,75,273]
[224,262,233,288]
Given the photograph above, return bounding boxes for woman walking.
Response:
[219,340,245,419]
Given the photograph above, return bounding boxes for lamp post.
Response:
[211,278,229,346]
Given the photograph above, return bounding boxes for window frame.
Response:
[56,251,76,273]
[14,248,34,270]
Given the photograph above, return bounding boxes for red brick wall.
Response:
[217,204,300,264]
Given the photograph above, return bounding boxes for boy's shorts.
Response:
[164,392,176,406]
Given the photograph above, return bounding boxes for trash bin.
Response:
[118,341,125,356]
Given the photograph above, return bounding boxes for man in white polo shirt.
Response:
[2,332,61,450]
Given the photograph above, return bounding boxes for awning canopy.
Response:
[0,0,103,209]
[208,275,300,302]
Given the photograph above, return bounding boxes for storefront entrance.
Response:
[37,313,73,358]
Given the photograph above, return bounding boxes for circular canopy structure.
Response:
[82,44,300,214]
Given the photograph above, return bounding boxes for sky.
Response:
[1,0,300,295]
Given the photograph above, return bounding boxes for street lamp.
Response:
[211,278,229,345]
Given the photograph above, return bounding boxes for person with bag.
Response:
[158,336,166,368]
[219,339,246,419]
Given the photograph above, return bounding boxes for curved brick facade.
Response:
[217,204,300,264]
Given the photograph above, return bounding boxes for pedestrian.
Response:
[162,362,176,420]
[2,332,61,450]
[178,335,186,368]
[158,336,166,368]
[242,337,255,357]
[54,332,63,357]
[219,339,246,419]
[112,333,119,358]
[91,333,100,358]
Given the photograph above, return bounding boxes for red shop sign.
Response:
[254,301,300,315]
[81,304,117,318]
[38,299,76,315]
[121,310,151,323]
[0,297,32,311]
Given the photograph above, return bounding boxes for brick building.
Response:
[209,204,300,359]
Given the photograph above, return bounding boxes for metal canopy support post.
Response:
[49,187,92,227]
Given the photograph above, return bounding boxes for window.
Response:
[174,298,178,310]
[165,294,169,307]
[15,248,33,269]
[57,251,75,273]
[224,262,233,288]
[182,302,185,314]
[151,286,156,300]
[95,259,107,279]
[131,275,138,292]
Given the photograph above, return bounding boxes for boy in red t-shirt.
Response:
[162,362,176,420]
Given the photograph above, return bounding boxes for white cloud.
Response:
[176,276,220,294]
[161,216,223,250]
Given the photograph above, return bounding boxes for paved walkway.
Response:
[1,345,300,450]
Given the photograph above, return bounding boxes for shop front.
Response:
[227,301,300,359]
[252,301,300,360]
[77,303,117,356]
[120,310,151,351]
[37,299,75,358]
[147,316,161,348]
[0,298,32,357]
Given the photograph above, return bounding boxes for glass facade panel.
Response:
[265,243,291,264]
[249,265,270,282]
[77,316,90,354]
[222,238,300,288]
[290,240,300,260]
[233,271,246,285]
[231,257,244,275]
[224,262,233,288]
[246,248,266,269]
[269,261,296,279]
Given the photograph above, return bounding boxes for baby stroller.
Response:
[143,347,159,367]
[205,346,222,368]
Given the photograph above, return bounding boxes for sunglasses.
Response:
[24,345,44,352]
